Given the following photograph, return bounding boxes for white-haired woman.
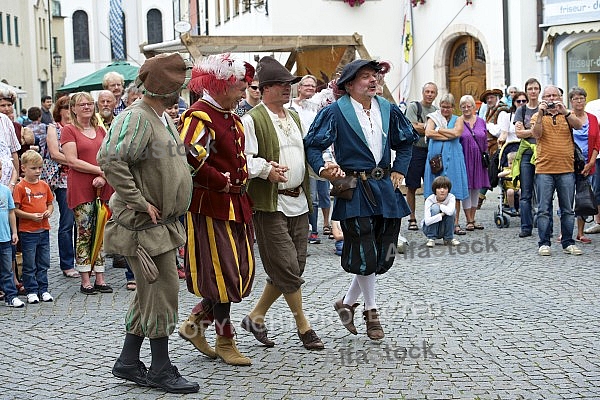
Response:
[458,95,490,231]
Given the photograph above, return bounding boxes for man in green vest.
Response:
[240,56,340,351]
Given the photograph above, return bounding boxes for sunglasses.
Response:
[515,99,527,104]
[249,85,259,90]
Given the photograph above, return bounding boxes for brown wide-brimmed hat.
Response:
[337,59,382,91]
[256,56,300,89]
[479,88,503,103]
[136,53,192,97]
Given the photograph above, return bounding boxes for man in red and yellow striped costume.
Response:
[177,53,256,366]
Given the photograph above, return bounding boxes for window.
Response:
[225,0,231,22]
[52,0,62,17]
[147,9,162,44]
[110,11,127,60]
[243,0,251,13]
[73,10,90,61]
[215,0,221,26]
[234,0,240,16]
[0,13,3,43]
[14,16,18,46]
[6,14,11,44]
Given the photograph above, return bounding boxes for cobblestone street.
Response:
[1,188,599,399]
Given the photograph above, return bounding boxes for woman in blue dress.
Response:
[424,93,469,235]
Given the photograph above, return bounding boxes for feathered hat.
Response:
[188,53,255,95]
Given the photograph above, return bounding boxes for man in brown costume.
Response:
[98,53,198,394]
[240,56,332,351]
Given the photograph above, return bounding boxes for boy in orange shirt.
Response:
[13,150,54,304]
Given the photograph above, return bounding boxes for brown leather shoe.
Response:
[297,329,324,350]
[363,309,384,340]
[240,316,275,347]
[333,299,359,335]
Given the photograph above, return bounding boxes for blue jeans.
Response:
[20,231,51,295]
[0,241,17,302]
[54,188,76,271]
[592,159,600,205]
[536,173,575,248]
[422,204,454,240]
[308,178,331,234]
[519,152,536,234]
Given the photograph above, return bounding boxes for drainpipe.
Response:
[502,0,510,89]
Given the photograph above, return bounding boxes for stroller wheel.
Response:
[495,214,504,228]
[502,215,510,228]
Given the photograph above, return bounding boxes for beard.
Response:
[100,109,113,119]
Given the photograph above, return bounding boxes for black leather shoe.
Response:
[146,364,199,394]
[519,231,532,238]
[241,315,275,347]
[112,357,148,386]
[94,283,113,293]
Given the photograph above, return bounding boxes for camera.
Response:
[547,102,555,109]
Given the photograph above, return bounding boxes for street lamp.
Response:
[52,51,62,68]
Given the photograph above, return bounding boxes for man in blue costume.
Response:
[304,60,417,340]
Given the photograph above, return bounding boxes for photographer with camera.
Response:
[531,85,583,256]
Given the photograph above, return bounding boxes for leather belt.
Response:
[344,167,390,181]
[193,182,247,195]
[229,184,247,195]
[277,186,301,197]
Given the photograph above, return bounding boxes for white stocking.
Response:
[343,276,361,305]
[356,274,377,310]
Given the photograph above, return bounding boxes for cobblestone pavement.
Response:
[1,188,599,399]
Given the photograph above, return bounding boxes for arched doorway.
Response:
[448,35,486,112]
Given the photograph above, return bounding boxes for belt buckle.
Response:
[371,167,384,180]
[239,184,246,195]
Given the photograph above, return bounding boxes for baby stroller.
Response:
[493,140,521,229]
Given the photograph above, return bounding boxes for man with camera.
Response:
[531,85,583,256]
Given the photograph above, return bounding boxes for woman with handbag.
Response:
[569,87,600,243]
[424,93,468,235]
[61,92,114,294]
[458,95,490,231]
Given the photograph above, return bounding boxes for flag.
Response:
[399,0,414,103]
[110,0,125,60]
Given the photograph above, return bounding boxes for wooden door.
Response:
[448,36,486,112]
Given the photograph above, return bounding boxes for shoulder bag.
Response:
[466,121,490,169]
[429,142,444,174]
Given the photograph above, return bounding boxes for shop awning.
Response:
[539,21,600,57]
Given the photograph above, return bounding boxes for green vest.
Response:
[246,104,311,213]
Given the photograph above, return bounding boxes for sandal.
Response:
[323,225,332,236]
[473,222,484,230]
[407,219,419,231]
[454,225,467,235]
[466,222,475,231]
[126,281,137,291]
[62,269,80,278]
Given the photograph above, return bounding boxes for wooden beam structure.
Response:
[140,33,395,103]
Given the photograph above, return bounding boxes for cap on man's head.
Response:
[336,60,382,91]
[479,88,503,103]
[256,56,300,89]
[136,53,192,97]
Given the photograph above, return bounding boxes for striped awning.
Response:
[539,21,600,57]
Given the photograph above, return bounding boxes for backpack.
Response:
[403,101,424,123]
